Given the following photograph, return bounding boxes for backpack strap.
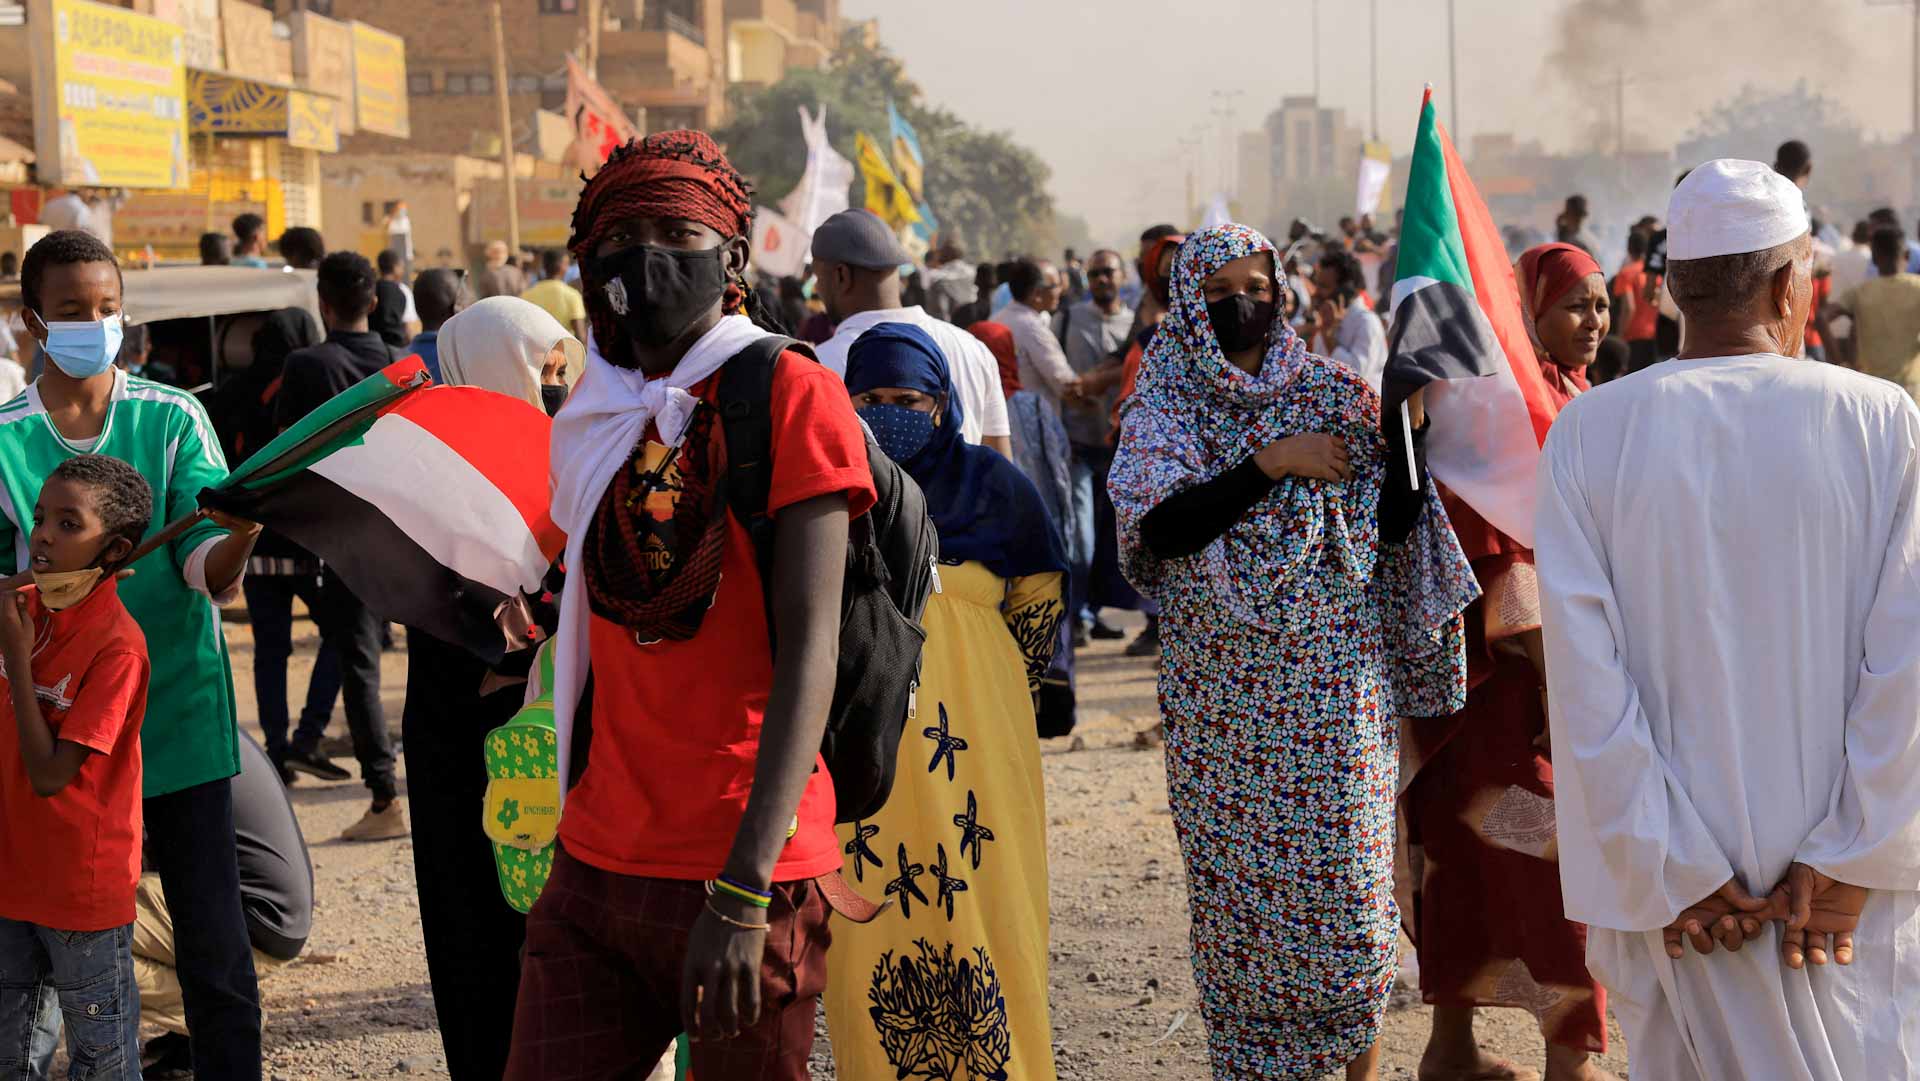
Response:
[718,335,816,644]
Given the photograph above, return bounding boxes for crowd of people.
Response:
[0,123,1916,1081]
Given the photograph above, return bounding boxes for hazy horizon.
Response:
[841,0,1918,247]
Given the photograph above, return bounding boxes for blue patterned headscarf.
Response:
[1110,222,1476,715]
[1128,222,1313,462]
[847,322,1067,581]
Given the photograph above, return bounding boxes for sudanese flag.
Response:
[1383,88,1564,547]
[200,356,563,663]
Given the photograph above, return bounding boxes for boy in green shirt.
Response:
[5,230,267,1079]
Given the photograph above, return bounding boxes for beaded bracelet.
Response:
[704,899,769,932]
[709,875,773,909]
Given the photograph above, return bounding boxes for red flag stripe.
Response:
[1437,118,1561,447]
[380,387,564,561]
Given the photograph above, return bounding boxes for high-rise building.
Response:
[1256,95,1366,230]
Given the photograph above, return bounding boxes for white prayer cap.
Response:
[1667,159,1809,261]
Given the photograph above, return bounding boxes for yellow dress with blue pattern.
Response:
[824,560,1063,1081]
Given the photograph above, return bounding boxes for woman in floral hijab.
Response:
[1110,223,1478,1080]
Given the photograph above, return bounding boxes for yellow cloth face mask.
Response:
[34,568,103,610]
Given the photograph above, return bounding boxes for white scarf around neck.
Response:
[547,314,773,799]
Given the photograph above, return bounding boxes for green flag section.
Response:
[220,355,430,492]
[1383,87,1564,548]
[201,355,563,663]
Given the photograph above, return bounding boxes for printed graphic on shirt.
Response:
[584,408,729,643]
[0,655,76,711]
[635,440,685,530]
[867,938,1012,1081]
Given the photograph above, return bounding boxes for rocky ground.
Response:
[212,609,1628,1080]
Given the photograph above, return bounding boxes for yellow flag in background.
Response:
[855,131,922,231]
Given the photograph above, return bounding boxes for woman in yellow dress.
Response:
[828,322,1068,1081]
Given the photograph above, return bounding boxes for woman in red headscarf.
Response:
[1401,243,1621,1081]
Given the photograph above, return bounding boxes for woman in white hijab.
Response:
[437,294,585,415]
[402,295,581,1081]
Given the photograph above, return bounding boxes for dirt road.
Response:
[226,612,1628,1079]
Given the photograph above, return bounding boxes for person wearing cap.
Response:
[1536,158,1920,1080]
[811,209,1013,457]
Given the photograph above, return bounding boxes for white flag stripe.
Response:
[308,414,549,598]
[1392,273,1439,312]
[1425,352,1542,548]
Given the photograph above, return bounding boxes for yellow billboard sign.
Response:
[286,91,339,153]
[29,0,190,189]
[351,21,408,139]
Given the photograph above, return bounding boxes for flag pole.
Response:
[0,508,211,592]
[1400,399,1420,492]
[1399,86,1434,493]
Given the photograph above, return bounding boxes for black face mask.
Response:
[1207,293,1276,354]
[540,384,568,417]
[588,244,727,355]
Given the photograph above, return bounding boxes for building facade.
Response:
[1254,95,1366,232]
[284,0,835,157]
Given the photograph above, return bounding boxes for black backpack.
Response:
[719,336,939,823]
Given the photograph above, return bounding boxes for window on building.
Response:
[539,0,579,11]
[643,0,705,43]
[362,202,377,226]
[444,73,469,95]
[408,72,434,95]
[302,0,334,14]
[468,73,494,95]
[511,74,541,95]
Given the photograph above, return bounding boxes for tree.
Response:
[715,39,1061,259]
[1678,81,1862,166]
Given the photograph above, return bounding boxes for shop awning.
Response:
[187,71,341,152]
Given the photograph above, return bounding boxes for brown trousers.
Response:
[504,847,832,1081]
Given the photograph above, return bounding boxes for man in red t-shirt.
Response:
[0,454,152,1077]
[508,132,874,1081]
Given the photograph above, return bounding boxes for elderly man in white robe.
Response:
[1536,157,1920,1081]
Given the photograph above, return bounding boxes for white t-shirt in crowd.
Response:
[815,306,1012,445]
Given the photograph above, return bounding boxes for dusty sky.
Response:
[840,0,1916,245]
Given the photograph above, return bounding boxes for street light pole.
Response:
[490,0,521,254]
[1212,88,1243,201]
[1369,0,1380,139]
[1448,0,1459,136]
[1311,0,1321,101]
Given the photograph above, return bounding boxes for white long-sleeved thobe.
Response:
[1535,353,1920,1081]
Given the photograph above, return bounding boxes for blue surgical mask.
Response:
[858,403,936,464]
[40,314,124,379]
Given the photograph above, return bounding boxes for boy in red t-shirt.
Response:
[0,454,152,1079]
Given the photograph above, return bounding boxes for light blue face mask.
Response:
[40,314,124,379]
